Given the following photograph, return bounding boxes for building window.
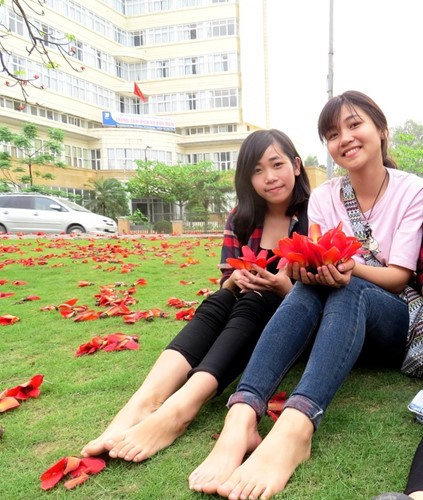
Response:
[187,93,197,110]
[91,149,101,170]
[156,60,169,78]
[184,57,198,75]
[132,30,145,46]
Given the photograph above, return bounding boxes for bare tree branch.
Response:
[1,0,84,105]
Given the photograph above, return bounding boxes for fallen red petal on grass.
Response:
[40,457,68,490]
[179,280,194,285]
[0,396,20,412]
[76,334,139,356]
[175,307,195,321]
[266,390,288,422]
[0,292,15,298]
[40,456,105,490]
[167,297,198,308]
[208,278,220,284]
[73,310,101,322]
[40,305,57,311]
[12,280,27,285]
[0,314,20,325]
[63,472,90,489]
[4,374,44,400]
[133,278,147,286]
[0,279,8,285]
[14,295,40,304]
[78,281,95,287]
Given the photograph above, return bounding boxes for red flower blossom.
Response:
[76,333,139,356]
[4,374,44,400]
[167,297,198,308]
[226,246,278,271]
[273,222,362,272]
[0,314,20,325]
[14,295,40,304]
[40,456,105,490]
[175,307,195,321]
[73,310,100,322]
[133,278,147,286]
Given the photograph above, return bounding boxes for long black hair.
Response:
[233,129,310,244]
[318,90,397,169]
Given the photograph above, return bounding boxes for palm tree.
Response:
[85,178,129,220]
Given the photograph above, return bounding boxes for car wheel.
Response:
[0,224,7,234]
[67,225,86,235]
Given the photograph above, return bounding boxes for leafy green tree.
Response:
[304,155,319,167]
[390,120,423,176]
[0,123,65,187]
[84,178,129,220]
[156,162,204,219]
[127,160,167,221]
[127,160,233,224]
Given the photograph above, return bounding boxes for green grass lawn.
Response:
[0,235,421,500]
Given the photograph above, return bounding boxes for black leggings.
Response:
[166,288,283,395]
[405,437,423,495]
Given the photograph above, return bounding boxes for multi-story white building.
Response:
[0,0,324,221]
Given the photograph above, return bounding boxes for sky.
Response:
[266,0,423,166]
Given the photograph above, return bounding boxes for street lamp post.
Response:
[326,0,334,179]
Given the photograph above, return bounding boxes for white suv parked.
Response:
[0,194,117,235]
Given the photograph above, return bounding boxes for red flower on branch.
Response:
[273,222,362,272]
[226,246,278,271]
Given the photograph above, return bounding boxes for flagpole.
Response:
[326,0,334,179]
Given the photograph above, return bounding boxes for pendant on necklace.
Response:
[364,227,379,253]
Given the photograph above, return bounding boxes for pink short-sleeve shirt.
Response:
[308,169,423,270]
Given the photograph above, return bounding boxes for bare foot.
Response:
[106,398,195,462]
[189,404,262,494]
[216,408,313,499]
[80,398,159,457]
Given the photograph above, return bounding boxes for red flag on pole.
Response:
[134,82,147,102]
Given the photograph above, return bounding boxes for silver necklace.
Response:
[353,169,388,253]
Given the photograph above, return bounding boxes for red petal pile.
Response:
[40,456,106,490]
[274,222,362,271]
[76,333,139,356]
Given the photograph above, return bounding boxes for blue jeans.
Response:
[228,277,409,429]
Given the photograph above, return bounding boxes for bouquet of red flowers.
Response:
[273,222,362,272]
